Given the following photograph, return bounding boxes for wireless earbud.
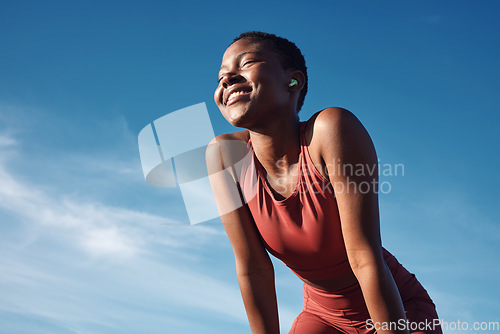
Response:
[289,79,298,87]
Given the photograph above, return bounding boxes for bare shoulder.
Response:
[206,130,250,171]
[307,107,365,137]
[305,107,376,168]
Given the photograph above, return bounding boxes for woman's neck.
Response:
[248,114,301,177]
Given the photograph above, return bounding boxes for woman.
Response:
[206,31,441,334]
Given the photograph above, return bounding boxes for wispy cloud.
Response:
[0,133,17,147]
[0,110,252,332]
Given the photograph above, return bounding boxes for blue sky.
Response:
[0,1,499,333]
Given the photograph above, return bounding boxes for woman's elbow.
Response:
[347,249,386,277]
[235,265,275,280]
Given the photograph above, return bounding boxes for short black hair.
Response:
[232,31,308,112]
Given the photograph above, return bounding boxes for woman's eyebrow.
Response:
[219,51,260,72]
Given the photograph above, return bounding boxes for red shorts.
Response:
[289,252,442,334]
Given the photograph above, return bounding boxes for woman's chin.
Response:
[227,116,249,128]
[224,105,253,128]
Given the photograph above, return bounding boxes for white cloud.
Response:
[0,133,17,147]
[0,123,252,332]
[82,227,140,257]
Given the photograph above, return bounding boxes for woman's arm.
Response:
[206,135,280,334]
[316,107,409,334]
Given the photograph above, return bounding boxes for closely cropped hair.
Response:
[232,31,308,112]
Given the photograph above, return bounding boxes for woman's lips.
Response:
[223,85,252,105]
[226,90,251,106]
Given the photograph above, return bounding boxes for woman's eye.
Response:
[242,60,256,67]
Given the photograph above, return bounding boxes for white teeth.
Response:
[227,90,248,103]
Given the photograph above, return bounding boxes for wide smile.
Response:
[223,86,252,106]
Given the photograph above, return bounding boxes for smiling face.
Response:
[214,38,295,128]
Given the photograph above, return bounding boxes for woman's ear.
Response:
[288,70,306,91]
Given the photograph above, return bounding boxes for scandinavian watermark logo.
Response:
[138,103,219,224]
[138,103,254,225]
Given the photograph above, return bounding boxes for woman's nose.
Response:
[221,73,244,88]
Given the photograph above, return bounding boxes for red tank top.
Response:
[240,122,352,281]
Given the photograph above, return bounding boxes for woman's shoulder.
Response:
[206,130,250,171]
[305,107,361,134]
[305,107,369,139]
[304,107,375,165]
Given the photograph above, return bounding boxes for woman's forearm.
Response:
[237,268,280,334]
[354,262,409,334]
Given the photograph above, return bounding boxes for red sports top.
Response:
[240,122,353,281]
